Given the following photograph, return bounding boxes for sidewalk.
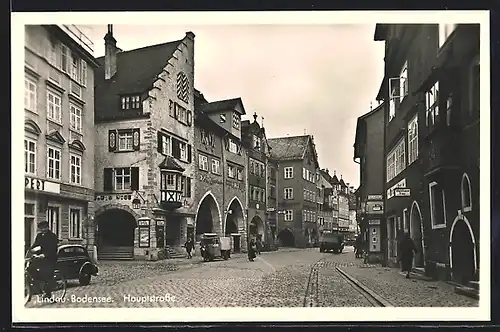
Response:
[339,264,479,307]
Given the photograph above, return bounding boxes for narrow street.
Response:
[26,247,478,308]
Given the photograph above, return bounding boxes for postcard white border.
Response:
[11,10,491,323]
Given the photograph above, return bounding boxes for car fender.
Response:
[79,261,96,276]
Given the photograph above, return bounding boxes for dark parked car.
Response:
[57,244,98,286]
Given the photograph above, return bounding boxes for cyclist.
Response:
[30,221,58,298]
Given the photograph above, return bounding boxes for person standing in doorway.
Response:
[184,237,194,259]
[398,232,418,279]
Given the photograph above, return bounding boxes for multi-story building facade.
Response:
[317,169,335,234]
[374,23,480,284]
[241,114,273,249]
[24,25,98,254]
[193,90,248,253]
[93,26,196,260]
[353,102,385,262]
[337,178,351,234]
[348,188,358,237]
[268,135,320,248]
[266,158,279,248]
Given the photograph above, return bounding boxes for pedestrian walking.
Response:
[398,232,418,279]
[184,237,194,259]
[248,238,257,262]
[256,238,262,255]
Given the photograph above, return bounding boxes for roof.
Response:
[94,39,183,120]
[331,174,340,184]
[199,97,246,115]
[158,155,185,172]
[374,24,388,41]
[267,135,310,161]
[354,103,385,157]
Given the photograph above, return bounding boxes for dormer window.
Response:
[121,95,141,110]
[232,113,240,129]
[253,135,261,149]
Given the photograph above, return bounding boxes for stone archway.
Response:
[410,201,425,268]
[195,191,222,240]
[249,215,265,242]
[449,214,477,284]
[278,228,295,247]
[95,205,139,260]
[224,197,244,235]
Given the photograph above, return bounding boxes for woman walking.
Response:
[398,232,418,279]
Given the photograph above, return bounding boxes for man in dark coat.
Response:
[398,232,418,279]
[184,237,194,259]
[248,238,257,262]
[30,221,58,297]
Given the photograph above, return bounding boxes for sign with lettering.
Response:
[365,201,384,214]
[266,207,276,212]
[138,218,150,226]
[387,178,407,200]
[368,219,380,225]
[394,188,411,197]
[25,176,60,194]
[367,194,383,200]
[156,219,165,226]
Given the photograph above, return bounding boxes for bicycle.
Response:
[24,246,67,306]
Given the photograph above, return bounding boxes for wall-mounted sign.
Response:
[387,178,407,200]
[256,203,260,209]
[266,207,276,212]
[365,201,384,214]
[367,194,383,200]
[138,218,150,226]
[25,176,60,194]
[394,188,411,197]
[368,219,380,225]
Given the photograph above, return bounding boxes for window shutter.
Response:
[187,110,192,126]
[224,138,229,151]
[132,128,141,151]
[108,130,117,152]
[103,168,113,191]
[174,104,179,120]
[157,131,163,153]
[237,144,242,155]
[131,167,139,191]
[187,145,192,163]
[186,177,191,197]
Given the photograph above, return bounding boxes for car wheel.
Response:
[79,271,91,286]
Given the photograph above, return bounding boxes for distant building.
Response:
[374,23,479,284]
[317,169,335,234]
[268,135,320,248]
[24,25,98,254]
[193,90,248,253]
[93,26,196,260]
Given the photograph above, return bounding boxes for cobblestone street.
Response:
[25,247,478,308]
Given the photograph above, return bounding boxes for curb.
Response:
[454,286,480,300]
[336,267,394,307]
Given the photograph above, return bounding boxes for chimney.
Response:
[325,168,329,174]
[104,24,118,80]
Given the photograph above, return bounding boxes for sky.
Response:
[84,24,385,188]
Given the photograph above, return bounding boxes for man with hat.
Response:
[30,221,58,297]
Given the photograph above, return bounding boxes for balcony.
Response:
[159,189,183,210]
[423,124,460,177]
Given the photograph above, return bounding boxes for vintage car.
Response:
[57,244,99,285]
[319,232,345,254]
[199,233,231,261]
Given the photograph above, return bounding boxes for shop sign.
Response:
[368,219,380,225]
[367,194,383,200]
[25,176,60,194]
[394,188,411,197]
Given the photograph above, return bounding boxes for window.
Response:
[429,181,446,228]
[220,114,226,123]
[284,167,293,179]
[407,114,418,164]
[425,81,439,127]
[179,141,187,161]
[228,165,236,179]
[461,173,472,212]
[25,77,37,111]
[70,154,82,185]
[386,138,405,182]
[229,140,238,154]
[69,208,82,239]
[400,61,408,99]
[48,39,58,66]
[253,135,260,149]
[237,168,243,181]
[232,113,240,129]
[284,188,293,200]
[211,159,220,175]
[303,189,307,201]
[438,24,456,48]
[70,104,82,133]
[389,98,396,122]
[24,139,36,174]
[160,134,171,155]
[446,94,453,126]
[198,154,209,171]
[47,90,62,123]
[118,131,134,151]
[71,54,81,82]
[47,206,60,238]
[121,95,141,110]
[388,61,408,122]
[61,45,69,73]
[47,146,61,180]
[115,168,131,191]
[284,210,293,221]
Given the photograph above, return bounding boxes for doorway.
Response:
[25,217,34,254]
[410,202,424,268]
[231,234,241,253]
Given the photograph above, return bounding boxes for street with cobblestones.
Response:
[25,247,478,308]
